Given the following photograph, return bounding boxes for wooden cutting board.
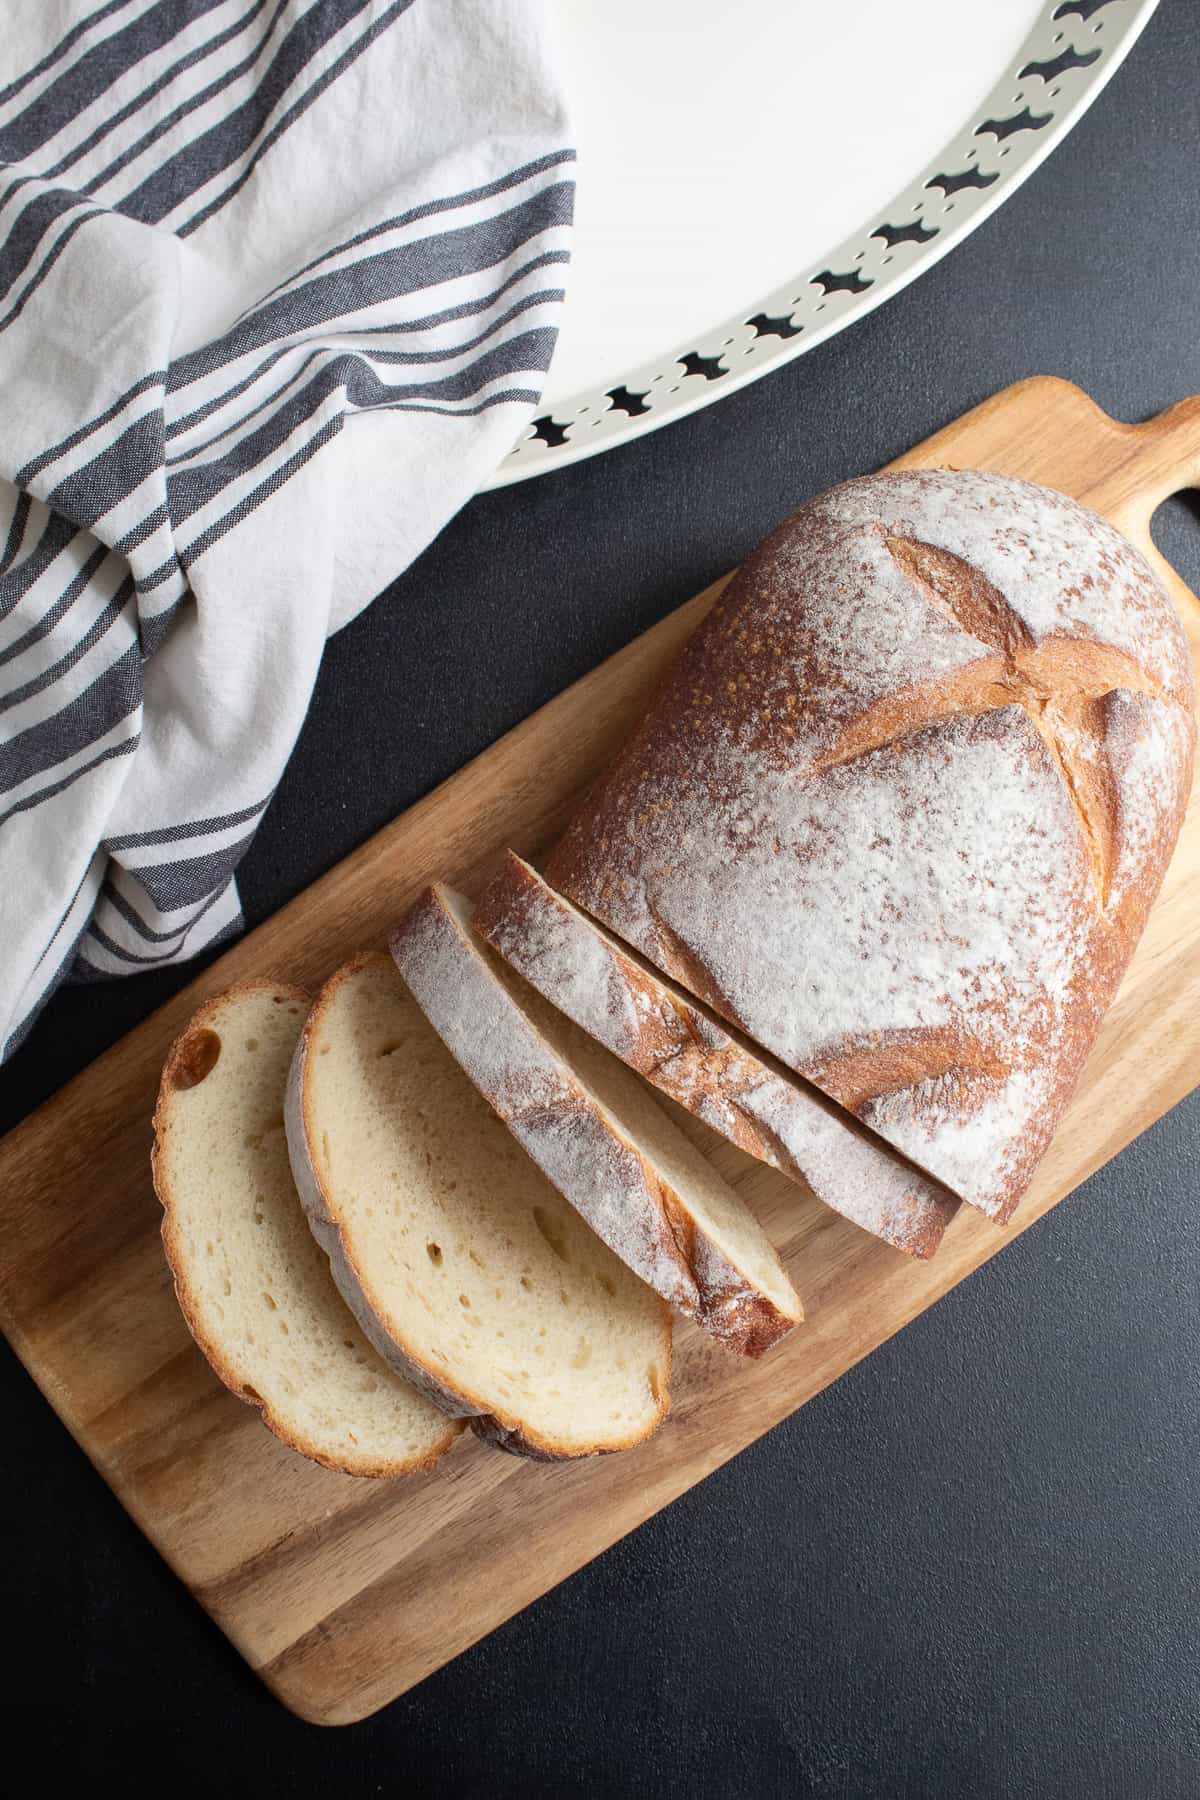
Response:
[2,377,1199,1726]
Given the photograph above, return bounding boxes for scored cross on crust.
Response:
[812,533,1171,907]
[546,470,1196,1223]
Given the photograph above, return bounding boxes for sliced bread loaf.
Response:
[474,853,959,1258]
[152,982,461,1477]
[389,886,803,1355]
[285,952,672,1459]
[542,471,1195,1222]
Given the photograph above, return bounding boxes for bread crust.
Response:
[153,980,462,1478]
[546,471,1196,1222]
[391,891,800,1354]
[474,852,958,1258]
[285,952,673,1460]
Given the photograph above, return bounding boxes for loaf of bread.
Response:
[546,470,1196,1221]
[474,851,958,1257]
[285,951,673,1459]
[390,886,803,1353]
[152,982,461,1476]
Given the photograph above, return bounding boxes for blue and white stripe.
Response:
[0,0,573,1059]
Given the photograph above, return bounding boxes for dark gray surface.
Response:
[2,1,1198,1790]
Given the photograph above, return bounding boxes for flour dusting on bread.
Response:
[393,886,803,1352]
[475,852,959,1257]
[547,470,1195,1220]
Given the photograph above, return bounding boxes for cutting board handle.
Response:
[1094,394,1200,542]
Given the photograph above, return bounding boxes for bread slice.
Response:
[474,853,959,1258]
[285,952,672,1459]
[389,886,802,1355]
[152,982,461,1477]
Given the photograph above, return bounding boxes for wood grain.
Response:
[1,377,1198,1726]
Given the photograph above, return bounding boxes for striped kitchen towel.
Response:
[0,0,573,1061]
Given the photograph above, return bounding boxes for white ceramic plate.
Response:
[487,0,1158,486]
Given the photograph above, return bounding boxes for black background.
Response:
[3,3,1199,1792]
